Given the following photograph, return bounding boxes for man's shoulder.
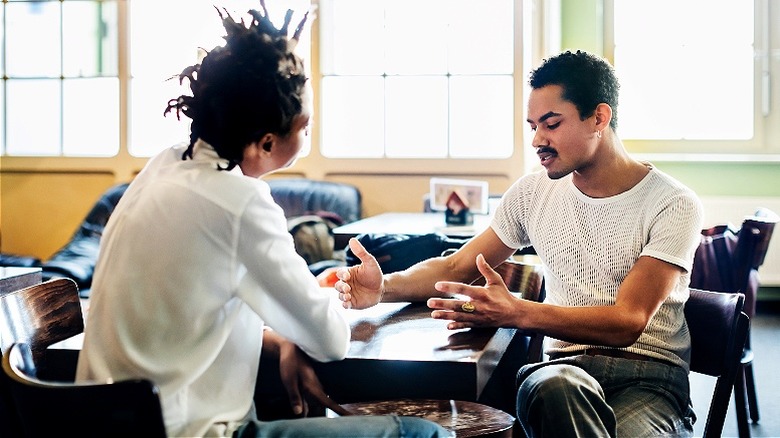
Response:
[645,168,701,205]
[647,167,693,191]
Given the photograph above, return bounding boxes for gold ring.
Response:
[461,301,476,313]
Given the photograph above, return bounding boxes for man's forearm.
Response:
[382,255,478,302]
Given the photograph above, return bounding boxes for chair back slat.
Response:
[0,277,84,362]
[741,208,778,270]
[491,259,545,301]
[685,288,749,438]
[691,207,777,322]
[472,259,546,367]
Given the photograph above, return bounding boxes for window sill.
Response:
[634,153,780,163]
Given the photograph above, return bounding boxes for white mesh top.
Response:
[491,166,703,370]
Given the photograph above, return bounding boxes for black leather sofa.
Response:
[268,178,361,225]
[1,179,361,297]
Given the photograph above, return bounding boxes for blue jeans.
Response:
[233,415,452,438]
[516,355,695,437]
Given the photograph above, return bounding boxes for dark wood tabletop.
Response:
[49,294,531,417]
[257,298,532,417]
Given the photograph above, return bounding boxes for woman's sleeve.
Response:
[234,191,350,363]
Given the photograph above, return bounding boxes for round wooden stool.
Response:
[334,399,515,438]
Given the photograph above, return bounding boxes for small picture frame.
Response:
[429,178,489,215]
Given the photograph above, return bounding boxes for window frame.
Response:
[0,0,534,185]
[602,0,780,163]
[316,0,517,160]
[305,0,533,179]
[0,0,122,158]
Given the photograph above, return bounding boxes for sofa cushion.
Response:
[268,179,362,224]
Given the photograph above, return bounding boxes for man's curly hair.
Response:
[529,50,620,130]
[164,1,309,171]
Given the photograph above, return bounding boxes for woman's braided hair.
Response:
[164,1,309,171]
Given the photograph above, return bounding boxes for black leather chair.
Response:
[686,288,750,438]
[3,342,167,438]
[691,207,778,437]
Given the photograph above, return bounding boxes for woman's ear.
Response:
[260,133,275,153]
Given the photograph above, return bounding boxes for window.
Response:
[606,0,779,157]
[0,0,309,158]
[129,0,311,157]
[0,0,119,157]
[318,0,516,159]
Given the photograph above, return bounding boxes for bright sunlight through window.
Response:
[319,0,515,159]
[614,0,754,141]
[129,0,311,157]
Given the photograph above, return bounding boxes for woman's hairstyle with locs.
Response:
[528,50,620,130]
[164,1,309,171]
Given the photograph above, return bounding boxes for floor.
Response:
[689,301,780,438]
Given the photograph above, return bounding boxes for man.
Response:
[336,50,703,437]
[76,3,448,437]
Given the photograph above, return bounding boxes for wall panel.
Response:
[0,172,116,260]
[330,174,514,218]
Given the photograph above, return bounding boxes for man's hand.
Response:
[334,238,384,309]
[427,254,522,330]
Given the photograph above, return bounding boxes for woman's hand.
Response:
[264,330,350,417]
[334,238,385,310]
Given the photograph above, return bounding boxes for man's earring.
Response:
[596,130,602,139]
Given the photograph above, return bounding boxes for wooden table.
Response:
[333,212,494,248]
[49,295,531,417]
[0,267,42,295]
[333,212,537,257]
[256,298,531,417]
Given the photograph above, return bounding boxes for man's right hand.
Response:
[334,238,384,309]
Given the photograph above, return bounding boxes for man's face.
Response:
[526,85,598,180]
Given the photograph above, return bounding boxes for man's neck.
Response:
[571,138,650,198]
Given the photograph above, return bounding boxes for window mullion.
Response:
[59,0,65,156]
[759,0,771,117]
[118,0,130,158]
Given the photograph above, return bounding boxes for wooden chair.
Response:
[691,207,778,437]
[3,342,167,438]
[0,277,84,436]
[686,288,750,438]
[0,277,84,380]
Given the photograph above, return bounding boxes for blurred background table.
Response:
[0,267,42,296]
[333,212,494,248]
